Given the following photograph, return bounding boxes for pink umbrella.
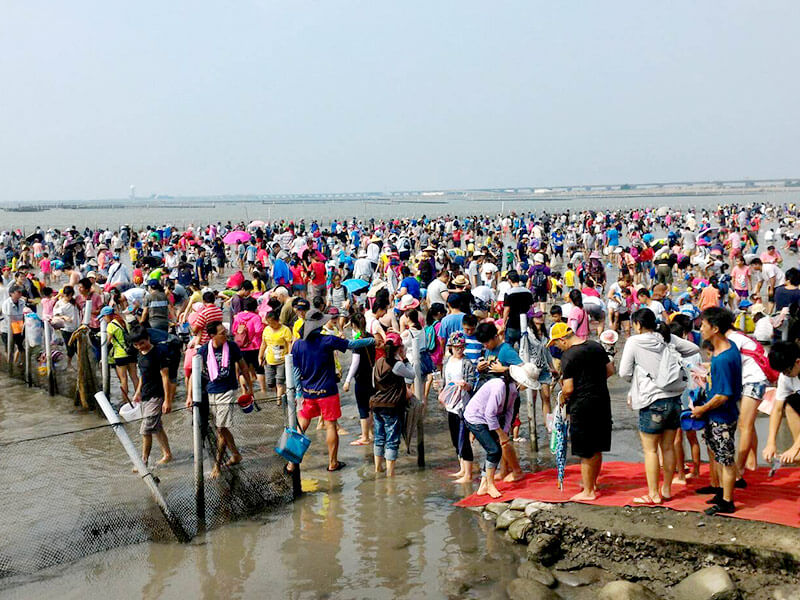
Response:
[223,230,252,245]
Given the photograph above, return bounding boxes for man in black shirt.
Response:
[131,327,173,468]
[502,271,533,347]
[549,323,614,501]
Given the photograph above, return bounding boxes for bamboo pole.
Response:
[191,353,206,533]
[94,391,190,542]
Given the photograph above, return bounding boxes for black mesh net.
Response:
[0,395,293,588]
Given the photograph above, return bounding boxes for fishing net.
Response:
[0,395,293,589]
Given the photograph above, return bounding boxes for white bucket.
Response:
[119,402,142,422]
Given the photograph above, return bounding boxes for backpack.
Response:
[424,324,437,352]
[651,342,688,390]
[531,268,548,292]
[234,320,252,348]
[739,335,779,384]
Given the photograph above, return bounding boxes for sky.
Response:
[1,1,799,202]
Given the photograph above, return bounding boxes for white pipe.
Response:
[100,318,110,399]
[519,313,538,452]
[191,353,205,532]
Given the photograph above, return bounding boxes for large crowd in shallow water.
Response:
[5,201,800,514]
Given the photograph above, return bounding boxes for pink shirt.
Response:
[567,306,590,340]
[731,265,750,291]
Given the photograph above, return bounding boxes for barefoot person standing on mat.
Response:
[549,323,614,501]
[619,308,699,505]
[464,364,538,498]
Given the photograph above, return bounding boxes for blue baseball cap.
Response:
[99,306,115,317]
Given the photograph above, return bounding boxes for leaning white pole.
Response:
[519,313,538,452]
[191,353,205,533]
[94,391,190,542]
[285,353,298,430]
[100,318,110,399]
[24,326,31,386]
[6,320,13,376]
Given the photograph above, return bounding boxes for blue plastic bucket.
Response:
[680,409,706,431]
[275,427,311,463]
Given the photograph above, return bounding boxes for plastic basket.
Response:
[680,409,706,431]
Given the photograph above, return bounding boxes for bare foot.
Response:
[487,486,502,498]
[672,476,687,486]
[157,454,173,465]
[503,471,525,483]
[337,428,349,436]
[375,464,385,474]
[453,475,472,484]
[569,490,598,501]
[225,454,242,467]
[494,471,510,481]
[476,477,489,496]
[449,471,466,478]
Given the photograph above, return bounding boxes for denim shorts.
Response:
[538,369,553,385]
[742,382,767,402]
[638,396,681,434]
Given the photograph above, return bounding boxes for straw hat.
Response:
[509,363,540,389]
[452,274,469,287]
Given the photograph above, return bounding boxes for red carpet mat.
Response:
[455,461,800,528]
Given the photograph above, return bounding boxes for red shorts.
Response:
[298,394,342,422]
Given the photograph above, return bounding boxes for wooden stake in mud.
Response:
[519,313,539,453]
[285,353,302,498]
[412,333,425,468]
[191,353,206,533]
[94,391,190,543]
[44,320,56,396]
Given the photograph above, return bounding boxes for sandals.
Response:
[327,461,347,472]
[632,495,661,505]
[349,439,370,446]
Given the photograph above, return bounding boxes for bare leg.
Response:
[570,453,602,500]
[454,460,473,484]
[386,459,396,477]
[219,427,241,466]
[477,466,502,498]
[639,432,662,502]
[140,434,153,469]
[374,454,385,473]
[154,430,173,464]
[659,429,677,499]
[736,396,760,476]
[324,419,340,469]
[673,429,687,484]
[686,430,701,478]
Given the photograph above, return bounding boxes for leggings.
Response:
[448,412,474,461]
[354,381,373,420]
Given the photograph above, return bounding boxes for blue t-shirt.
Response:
[399,277,421,299]
[705,343,742,424]
[438,313,465,342]
[606,228,619,246]
[486,342,523,367]
[272,258,291,286]
[196,341,243,394]
[292,332,350,399]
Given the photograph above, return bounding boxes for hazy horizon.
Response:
[2,1,799,203]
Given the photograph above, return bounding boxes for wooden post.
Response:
[285,353,302,497]
[412,332,425,468]
[100,318,110,400]
[191,353,206,533]
[6,319,13,377]
[44,321,56,395]
[94,391,190,542]
[519,313,539,453]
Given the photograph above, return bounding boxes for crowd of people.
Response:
[3,200,800,514]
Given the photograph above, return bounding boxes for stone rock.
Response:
[508,517,534,543]
[466,505,483,513]
[553,566,612,587]
[506,578,560,600]
[528,501,556,510]
[598,580,661,600]
[510,497,535,510]
[526,533,560,566]
[517,562,556,588]
[484,502,509,516]
[772,585,800,600]
[496,509,525,530]
[672,566,738,600]
[524,503,541,518]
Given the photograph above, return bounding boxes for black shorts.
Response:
[785,392,800,416]
[113,355,137,367]
[533,289,548,303]
[570,416,612,459]
[242,349,265,375]
[618,311,630,322]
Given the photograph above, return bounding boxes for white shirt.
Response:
[761,263,786,287]
[726,331,767,385]
[426,278,448,306]
[480,262,498,286]
[776,373,800,402]
[754,316,774,344]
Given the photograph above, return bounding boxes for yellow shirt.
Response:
[292,317,304,340]
[262,324,293,365]
[564,269,576,287]
[129,247,138,263]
